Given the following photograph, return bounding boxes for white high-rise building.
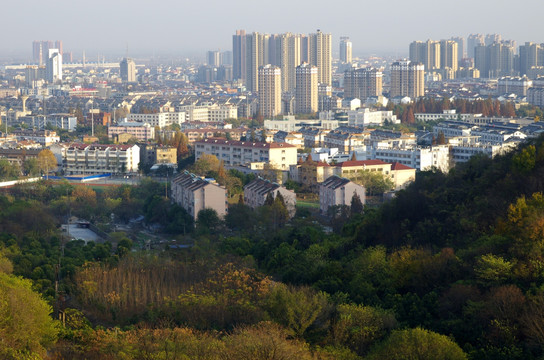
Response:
[46,49,62,82]
[340,37,352,63]
[120,58,136,83]
[295,63,318,114]
[309,30,332,86]
[258,65,282,118]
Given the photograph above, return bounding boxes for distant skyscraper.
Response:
[344,67,383,100]
[207,50,221,66]
[295,63,318,114]
[519,42,544,77]
[221,51,233,66]
[409,40,440,71]
[474,42,515,78]
[120,58,136,82]
[55,40,63,56]
[390,60,424,99]
[485,34,502,46]
[32,40,55,65]
[340,37,352,63]
[309,30,332,86]
[258,65,282,118]
[467,34,484,58]
[450,37,465,61]
[440,40,458,71]
[277,33,303,92]
[46,48,62,82]
[246,32,269,92]
[233,29,247,82]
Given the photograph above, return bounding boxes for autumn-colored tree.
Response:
[191,154,220,177]
[37,149,57,179]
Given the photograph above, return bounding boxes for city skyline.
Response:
[2,0,544,61]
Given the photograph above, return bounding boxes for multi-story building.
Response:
[140,144,177,166]
[319,175,365,214]
[233,29,247,82]
[409,40,440,71]
[32,40,55,65]
[51,143,140,175]
[194,137,297,170]
[475,42,515,78]
[208,105,238,122]
[450,36,465,60]
[258,65,282,118]
[120,58,136,82]
[344,67,383,100]
[46,49,62,82]
[108,121,155,142]
[11,129,60,146]
[246,32,269,92]
[497,76,533,96]
[309,30,332,86]
[127,112,185,128]
[244,177,297,218]
[339,37,352,63]
[323,129,367,152]
[440,40,459,72]
[207,50,221,66]
[347,108,398,127]
[467,34,484,59]
[519,42,544,77]
[171,171,227,221]
[295,63,318,114]
[373,145,451,172]
[390,60,425,99]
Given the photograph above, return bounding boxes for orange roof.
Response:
[391,162,415,170]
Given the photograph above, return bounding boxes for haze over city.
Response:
[2,0,544,60]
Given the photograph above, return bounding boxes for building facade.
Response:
[258,65,282,118]
[390,60,425,99]
[244,177,297,218]
[295,63,318,114]
[319,175,365,214]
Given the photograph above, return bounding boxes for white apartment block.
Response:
[108,122,155,141]
[415,110,480,122]
[11,130,60,146]
[264,116,339,132]
[194,138,297,170]
[127,112,186,128]
[208,105,238,122]
[347,108,399,127]
[171,171,228,221]
[51,143,140,175]
[178,105,210,122]
[373,145,451,172]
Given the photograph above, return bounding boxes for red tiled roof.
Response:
[391,162,415,171]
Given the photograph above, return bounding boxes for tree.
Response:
[22,158,39,177]
[367,327,467,360]
[0,271,59,359]
[191,154,220,177]
[37,149,57,179]
[0,159,20,180]
[350,191,364,216]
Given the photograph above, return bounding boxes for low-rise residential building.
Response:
[347,108,399,127]
[243,177,297,218]
[264,115,339,132]
[194,138,297,170]
[323,129,367,152]
[11,130,60,146]
[319,175,365,214]
[0,149,41,167]
[171,171,227,221]
[127,112,186,128]
[108,121,155,142]
[415,109,480,122]
[51,143,140,175]
[140,144,177,166]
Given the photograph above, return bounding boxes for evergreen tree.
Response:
[351,191,364,216]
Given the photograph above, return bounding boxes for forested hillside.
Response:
[3,136,544,359]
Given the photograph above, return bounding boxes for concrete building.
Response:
[127,112,185,128]
[140,144,177,166]
[233,29,247,82]
[194,137,297,170]
[440,40,459,72]
[258,65,282,118]
[295,63,318,114]
[344,67,383,101]
[244,177,296,218]
[497,76,533,96]
[52,143,140,175]
[309,30,332,86]
[120,58,136,83]
[467,34,484,59]
[46,49,62,82]
[319,175,365,214]
[409,40,440,71]
[11,130,59,146]
[339,37,352,63]
[207,50,221,66]
[347,108,398,127]
[390,60,425,99]
[171,171,227,221]
[108,121,155,142]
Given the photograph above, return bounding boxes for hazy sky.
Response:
[2,0,543,61]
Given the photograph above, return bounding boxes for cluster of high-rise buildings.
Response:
[231,30,333,117]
